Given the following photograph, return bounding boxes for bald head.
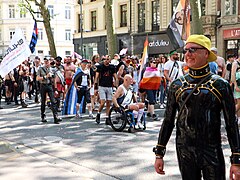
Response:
[123,74,133,86]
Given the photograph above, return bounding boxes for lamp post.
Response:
[79,0,83,57]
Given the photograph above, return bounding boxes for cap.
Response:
[55,56,62,61]
[169,50,177,56]
[81,59,89,63]
[186,34,217,62]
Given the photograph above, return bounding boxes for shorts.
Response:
[77,87,91,104]
[90,86,94,96]
[146,89,157,105]
[98,86,113,101]
[65,78,72,86]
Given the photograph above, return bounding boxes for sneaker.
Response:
[76,113,83,118]
[89,114,95,119]
[160,104,165,109]
[136,122,144,129]
[96,113,100,124]
[147,112,151,117]
[152,114,158,121]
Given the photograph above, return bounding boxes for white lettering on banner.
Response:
[149,40,170,47]
[230,29,240,37]
[0,28,31,77]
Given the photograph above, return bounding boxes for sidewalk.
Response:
[0,140,116,180]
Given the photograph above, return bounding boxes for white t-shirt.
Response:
[164,60,184,81]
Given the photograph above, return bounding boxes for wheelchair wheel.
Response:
[109,107,127,132]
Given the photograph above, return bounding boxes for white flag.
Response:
[0,28,31,77]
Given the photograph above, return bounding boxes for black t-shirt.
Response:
[97,64,116,87]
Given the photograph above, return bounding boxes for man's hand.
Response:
[154,158,165,175]
[230,165,240,180]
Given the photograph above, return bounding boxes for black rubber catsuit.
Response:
[157,64,240,179]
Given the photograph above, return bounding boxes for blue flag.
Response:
[29,21,38,53]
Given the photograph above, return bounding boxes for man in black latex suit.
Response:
[154,34,240,180]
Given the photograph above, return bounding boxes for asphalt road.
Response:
[0,100,232,179]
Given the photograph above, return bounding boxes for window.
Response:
[91,0,96,2]
[65,51,71,56]
[9,29,15,40]
[9,5,15,18]
[200,0,206,16]
[138,3,145,32]
[120,4,127,27]
[48,5,54,19]
[38,28,43,40]
[91,11,97,31]
[152,1,160,31]
[38,50,43,54]
[20,7,27,18]
[224,0,237,15]
[36,8,42,18]
[65,6,71,19]
[65,29,71,41]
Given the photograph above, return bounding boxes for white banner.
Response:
[0,28,31,77]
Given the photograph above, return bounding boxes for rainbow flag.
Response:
[138,36,148,83]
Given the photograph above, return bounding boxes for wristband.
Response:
[230,155,240,164]
[153,144,166,157]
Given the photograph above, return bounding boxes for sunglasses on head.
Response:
[183,47,206,54]
[151,61,157,64]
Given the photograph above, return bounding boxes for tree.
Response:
[105,0,117,58]
[20,0,57,57]
[189,0,203,34]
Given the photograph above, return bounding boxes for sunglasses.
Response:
[151,61,157,64]
[183,47,206,54]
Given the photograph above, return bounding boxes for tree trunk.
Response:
[41,7,57,58]
[190,0,203,34]
[105,0,117,58]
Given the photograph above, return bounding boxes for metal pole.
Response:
[80,0,83,57]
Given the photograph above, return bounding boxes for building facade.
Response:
[0,0,76,60]
[73,0,180,59]
[74,0,240,59]
[195,0,240,58]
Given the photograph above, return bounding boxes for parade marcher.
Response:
[74,59,94,118]
[164,50,184,84]
[53,56,65,112]
[63,56,76,94]
[37,58,62,124]
[154,34,240,179]
[112,74,145,129]
[18,61,30,108]
[231,51,240,123]
[94,55,118,124]
[31,56,41,103]
[4,71,16,105]
[139,58,160,120]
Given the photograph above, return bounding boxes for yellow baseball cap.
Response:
[186,34,217,62]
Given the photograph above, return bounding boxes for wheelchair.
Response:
[108,106,146,133]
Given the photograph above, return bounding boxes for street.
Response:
[0,100,232,179]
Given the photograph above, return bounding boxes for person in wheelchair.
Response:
[112,74,145,129]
